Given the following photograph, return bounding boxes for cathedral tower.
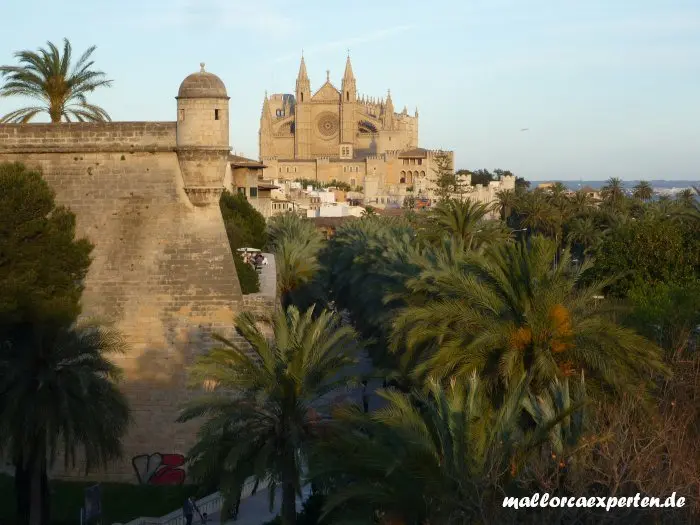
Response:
[176,63,231,206]
[340,55,357,147]
[294,55,312,159]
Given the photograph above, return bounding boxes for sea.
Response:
[529,180,699,197]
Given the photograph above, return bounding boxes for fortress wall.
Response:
[0,148,244,482]
[0,122,176,153]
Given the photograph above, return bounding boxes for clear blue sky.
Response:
[2,0,699,180]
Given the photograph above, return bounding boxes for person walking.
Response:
[183,496,201,525]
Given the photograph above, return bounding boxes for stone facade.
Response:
[0,66,262,483]
[260,56,419,161]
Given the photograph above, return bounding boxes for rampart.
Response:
[0,121,177,153]
[0,120,249,483]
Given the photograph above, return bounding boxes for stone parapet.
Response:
[0,122,177,153]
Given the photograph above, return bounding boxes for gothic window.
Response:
[301,93,304,102]
[420,170,426,177]
[346,91,349,102]
[294,167,298,173]
[401,170,406,178]
[400,177,406,184]
[351,178,356,186]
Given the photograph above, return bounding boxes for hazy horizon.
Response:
[1,0,699,181]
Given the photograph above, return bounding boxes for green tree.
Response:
[0,38,112,123]
[424,198,494,249]
[220,190,268,250]
[496,189,518,223]
[600,177,626,212]
[179,306,361,525]
[0,322,130,525]
[626,279,700,358]
[676,188,696,208]
[313,374,585,524]
[320,217,422,371]
[267,214,325,309]
[430,151,461,199]
[0,162,93,329]
[565,215,601,257]
[514,189,562,240]
[391,236,667,399]
[633,181,653,201]
[220,190,267,294]
[590,215,700,297]
[568,190,597,215]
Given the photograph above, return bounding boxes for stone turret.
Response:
[176,63,231,206]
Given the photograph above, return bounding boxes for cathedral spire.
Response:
[341,54,356,103]
[297,54,309,81]
[296,54,310,103]
[343,54,355,82]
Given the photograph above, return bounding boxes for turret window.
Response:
[179,109,185,121]
[215,109,220,120]
[346,91,349,102]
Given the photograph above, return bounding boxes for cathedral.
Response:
[259,55,419,161]
[257,55,453,206]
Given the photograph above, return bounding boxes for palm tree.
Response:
[514,190,562,241]
[424,198,495,249]
[390,236,668,400]
[633,181,653,201]
[565,215,601,257]
[0,322,130,525]
[496,189,518,223]
[267,213,325,309]
[569,190,596,215]
[600,177,625,211]
[179,306,361,525]
[312,373,585,525]
[676,188,696,207]
[0,38,112,123]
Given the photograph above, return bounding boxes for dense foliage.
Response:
[0,162,130,525]
[220,190,267,294]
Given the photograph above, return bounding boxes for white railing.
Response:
[116,477,269,525]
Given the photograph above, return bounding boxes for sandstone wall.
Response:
[0,131,250,482]
[0,122,176,152]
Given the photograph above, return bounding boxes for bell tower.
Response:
[340,52,357,150]
[294,54,312,159]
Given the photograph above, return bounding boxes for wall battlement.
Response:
[0,122,176,153]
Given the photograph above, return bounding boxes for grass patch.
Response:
[0,474,193,525]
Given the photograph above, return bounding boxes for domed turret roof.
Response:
[177,63,228,99]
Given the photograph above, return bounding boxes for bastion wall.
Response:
[0,120,250,483]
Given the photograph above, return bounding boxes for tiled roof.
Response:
[229,154,266,168]
[398,148,428,158]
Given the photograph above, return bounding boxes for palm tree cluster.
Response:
[184,181,699,523]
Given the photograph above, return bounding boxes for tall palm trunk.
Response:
[26,434,49,525]
[281,453,297,525]
[14,457,30,525]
